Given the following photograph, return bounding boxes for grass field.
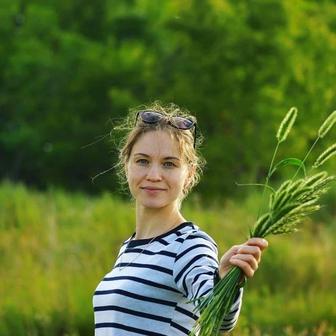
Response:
[0,181,335,335]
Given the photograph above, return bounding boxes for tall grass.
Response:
[0,181,335,335]
[188,108,336,335]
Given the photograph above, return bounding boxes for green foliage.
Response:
[1,0,336,201]
[1,181,336,335]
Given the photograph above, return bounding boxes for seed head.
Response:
[313,144,336,168]
[276,107,298,143]
[318,111,336,138]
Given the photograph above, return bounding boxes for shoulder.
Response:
[176,223,218,254]
[180,223,217,246]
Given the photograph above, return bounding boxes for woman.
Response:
[93,103,268,335]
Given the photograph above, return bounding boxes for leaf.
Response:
[269,158,306,178]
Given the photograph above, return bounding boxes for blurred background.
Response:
[1,0,336,335]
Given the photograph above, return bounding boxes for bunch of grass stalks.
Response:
[188,108,336,336]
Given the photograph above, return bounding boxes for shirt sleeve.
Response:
[173,231,243,332]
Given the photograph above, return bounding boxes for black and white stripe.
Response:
[93,221,243,335]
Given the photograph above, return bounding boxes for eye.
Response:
[136,159,149,165]
[163,161,176,168]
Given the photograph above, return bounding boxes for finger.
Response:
[231,245,243,253]
[225,245,243,259]
[246,238,269,250]
[235,245,261,263]
[229,257,256,278]
[231,253,258,272]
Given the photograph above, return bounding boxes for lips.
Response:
[141,187,166,191]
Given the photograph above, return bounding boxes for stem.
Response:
[189,267,243,336]
[256,141,280,223]
[292,137,320,180]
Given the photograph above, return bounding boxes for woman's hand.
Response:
[218,238,268,279]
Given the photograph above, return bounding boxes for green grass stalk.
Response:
[188,108,336,336]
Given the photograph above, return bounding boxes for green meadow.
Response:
[1,181,335,336]
[2,1,336,335]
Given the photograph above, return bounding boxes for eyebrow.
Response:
[134,153,180,161]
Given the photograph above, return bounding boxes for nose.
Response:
[146,164,162,181]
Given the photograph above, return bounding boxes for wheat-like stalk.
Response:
[313,144,336,168]
[188,107,336,336]
[292,110,336,180]
[188,172,335,336]
[276,107,297,143]
[258,108,298,224]
[318,111,336,138]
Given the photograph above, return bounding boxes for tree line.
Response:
[1,0,336,200]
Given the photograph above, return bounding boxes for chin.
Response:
[138,195,176,209]
[141,200,168,209]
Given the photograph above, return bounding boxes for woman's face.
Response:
[126,130,190,210]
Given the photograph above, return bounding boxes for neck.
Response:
[134,201,186,240]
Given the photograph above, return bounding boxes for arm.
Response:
[173,231,243,331]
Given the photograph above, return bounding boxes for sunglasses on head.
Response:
[135,110,197,148]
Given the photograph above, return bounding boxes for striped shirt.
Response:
[93,221,243,335]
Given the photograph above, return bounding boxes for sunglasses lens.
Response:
[172,117,194,130]
[137,110,195,134]
[140,111,162,124]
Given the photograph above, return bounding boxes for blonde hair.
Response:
[113,102,206,201]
